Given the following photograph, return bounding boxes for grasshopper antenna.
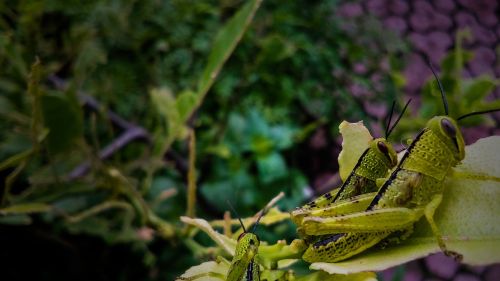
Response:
[457,108,500,121]
[384,100,396,139]
[227,200,247,233]
[386,99,412,138]
[251,207,268,234]
[428,61,448,115]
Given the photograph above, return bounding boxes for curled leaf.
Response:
[180,216,236,256]
[338,121,373,181]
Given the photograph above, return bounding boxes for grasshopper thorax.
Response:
[235,232,260,259]
[426,116,465,162]
[370,138,398,168]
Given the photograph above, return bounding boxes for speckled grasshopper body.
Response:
[300,67,500,263]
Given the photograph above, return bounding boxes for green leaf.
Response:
[310,136,500,274]
[338,121,373,181]
[176,90,198,121]
[150,87,179,132]
[150,87,187,153]
[197,0,262,97]
[462,77,498,106]
[41,94,83,153]
[296,271,376,281]
[257,152,287,184]
[175,259,229,281]
[269,125,297,150]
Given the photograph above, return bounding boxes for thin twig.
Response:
[65,200,133,223]
[186,129,197,218]
[67,126,149,180]
[48,76,133,130]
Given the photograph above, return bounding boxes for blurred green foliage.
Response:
[8,0,489,280]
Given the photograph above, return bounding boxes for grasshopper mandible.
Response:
[300,65,500,263]
[292,99,411,228]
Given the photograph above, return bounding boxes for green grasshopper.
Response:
[291,99,411,229]
[300,65,500,263]
[226,203,267,281]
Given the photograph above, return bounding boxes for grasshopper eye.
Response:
[441,119,456,138]
[238,232,247,241]
[377,141,389,155]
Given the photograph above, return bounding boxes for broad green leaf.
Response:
[311,136,500,274]
[197,0,263,98]
[338,121,373,181]
[0,203,52,215]
[175,259,229,281]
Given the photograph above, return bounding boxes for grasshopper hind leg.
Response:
[302,231,391,263]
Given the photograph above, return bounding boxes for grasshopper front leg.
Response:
[424,194,462,261]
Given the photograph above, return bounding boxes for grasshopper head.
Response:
[235,232,260,259]
[371,138,398,168]
[427,116,465,162]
